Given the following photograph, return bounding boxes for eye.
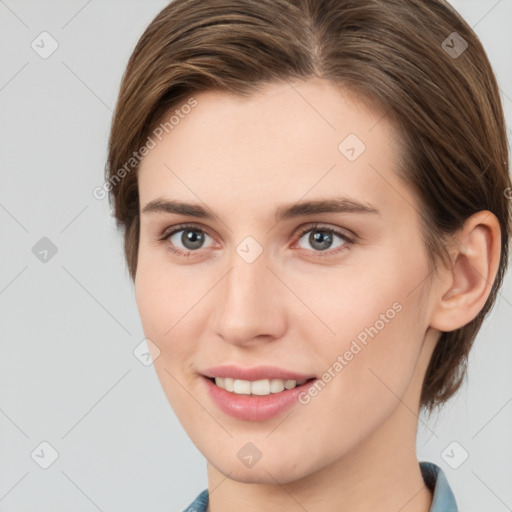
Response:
[161,224,214,256]
[294,224,353,255]
[160,222,354,258]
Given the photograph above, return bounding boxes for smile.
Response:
[202,375,318,421]
[210,377,313,395]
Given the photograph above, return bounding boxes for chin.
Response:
[207,448,317,485]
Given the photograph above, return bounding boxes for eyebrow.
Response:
[142,196,380,222]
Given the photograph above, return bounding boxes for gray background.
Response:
[0,1,511,511]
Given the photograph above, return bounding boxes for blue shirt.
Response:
[181,461,457,511]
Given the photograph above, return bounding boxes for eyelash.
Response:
[159,222,355,258]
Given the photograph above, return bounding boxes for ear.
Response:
[429,210,502,332]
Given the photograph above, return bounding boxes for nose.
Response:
[212,249,288,347]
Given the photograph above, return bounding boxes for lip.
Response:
[201,364,316,382]
[202,375,317,421]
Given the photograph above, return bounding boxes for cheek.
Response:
[135,243,203,336]
[134,257,203,419]
[295,245,428,349]
[300,244,431,405]
[134,250,197,367]
[281,266,430,469]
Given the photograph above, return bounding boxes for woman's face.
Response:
[135,78,441,483]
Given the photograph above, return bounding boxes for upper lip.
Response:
[201,365,316,382]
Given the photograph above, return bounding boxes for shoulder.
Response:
[180,488,209,512]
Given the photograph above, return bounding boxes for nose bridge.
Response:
[213,245,286,343]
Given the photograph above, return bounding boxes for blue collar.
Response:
[183,461,457,512]
[420,461,458,511]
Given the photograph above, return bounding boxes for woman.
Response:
[106,0,511,510]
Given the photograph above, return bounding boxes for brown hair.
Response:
[106,0,511,412]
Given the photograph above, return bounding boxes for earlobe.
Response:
[429,210,501,332]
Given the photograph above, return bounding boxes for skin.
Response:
[135,78,501,512]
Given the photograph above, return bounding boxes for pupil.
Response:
[183,229,204,249]
[310,231,332,251]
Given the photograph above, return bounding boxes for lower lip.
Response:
[202,376,317,422]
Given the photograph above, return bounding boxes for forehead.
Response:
[137,78,410,218]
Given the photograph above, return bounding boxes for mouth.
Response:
[204,375,317,396]
[202,374,319,421]
[200,364,319,420]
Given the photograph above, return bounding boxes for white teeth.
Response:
[251,379,271,396]
[213,377,310,395]
[224,377,234,392]
[233,379,251,394]
[284,379,296,389]
[270,379,285,393]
